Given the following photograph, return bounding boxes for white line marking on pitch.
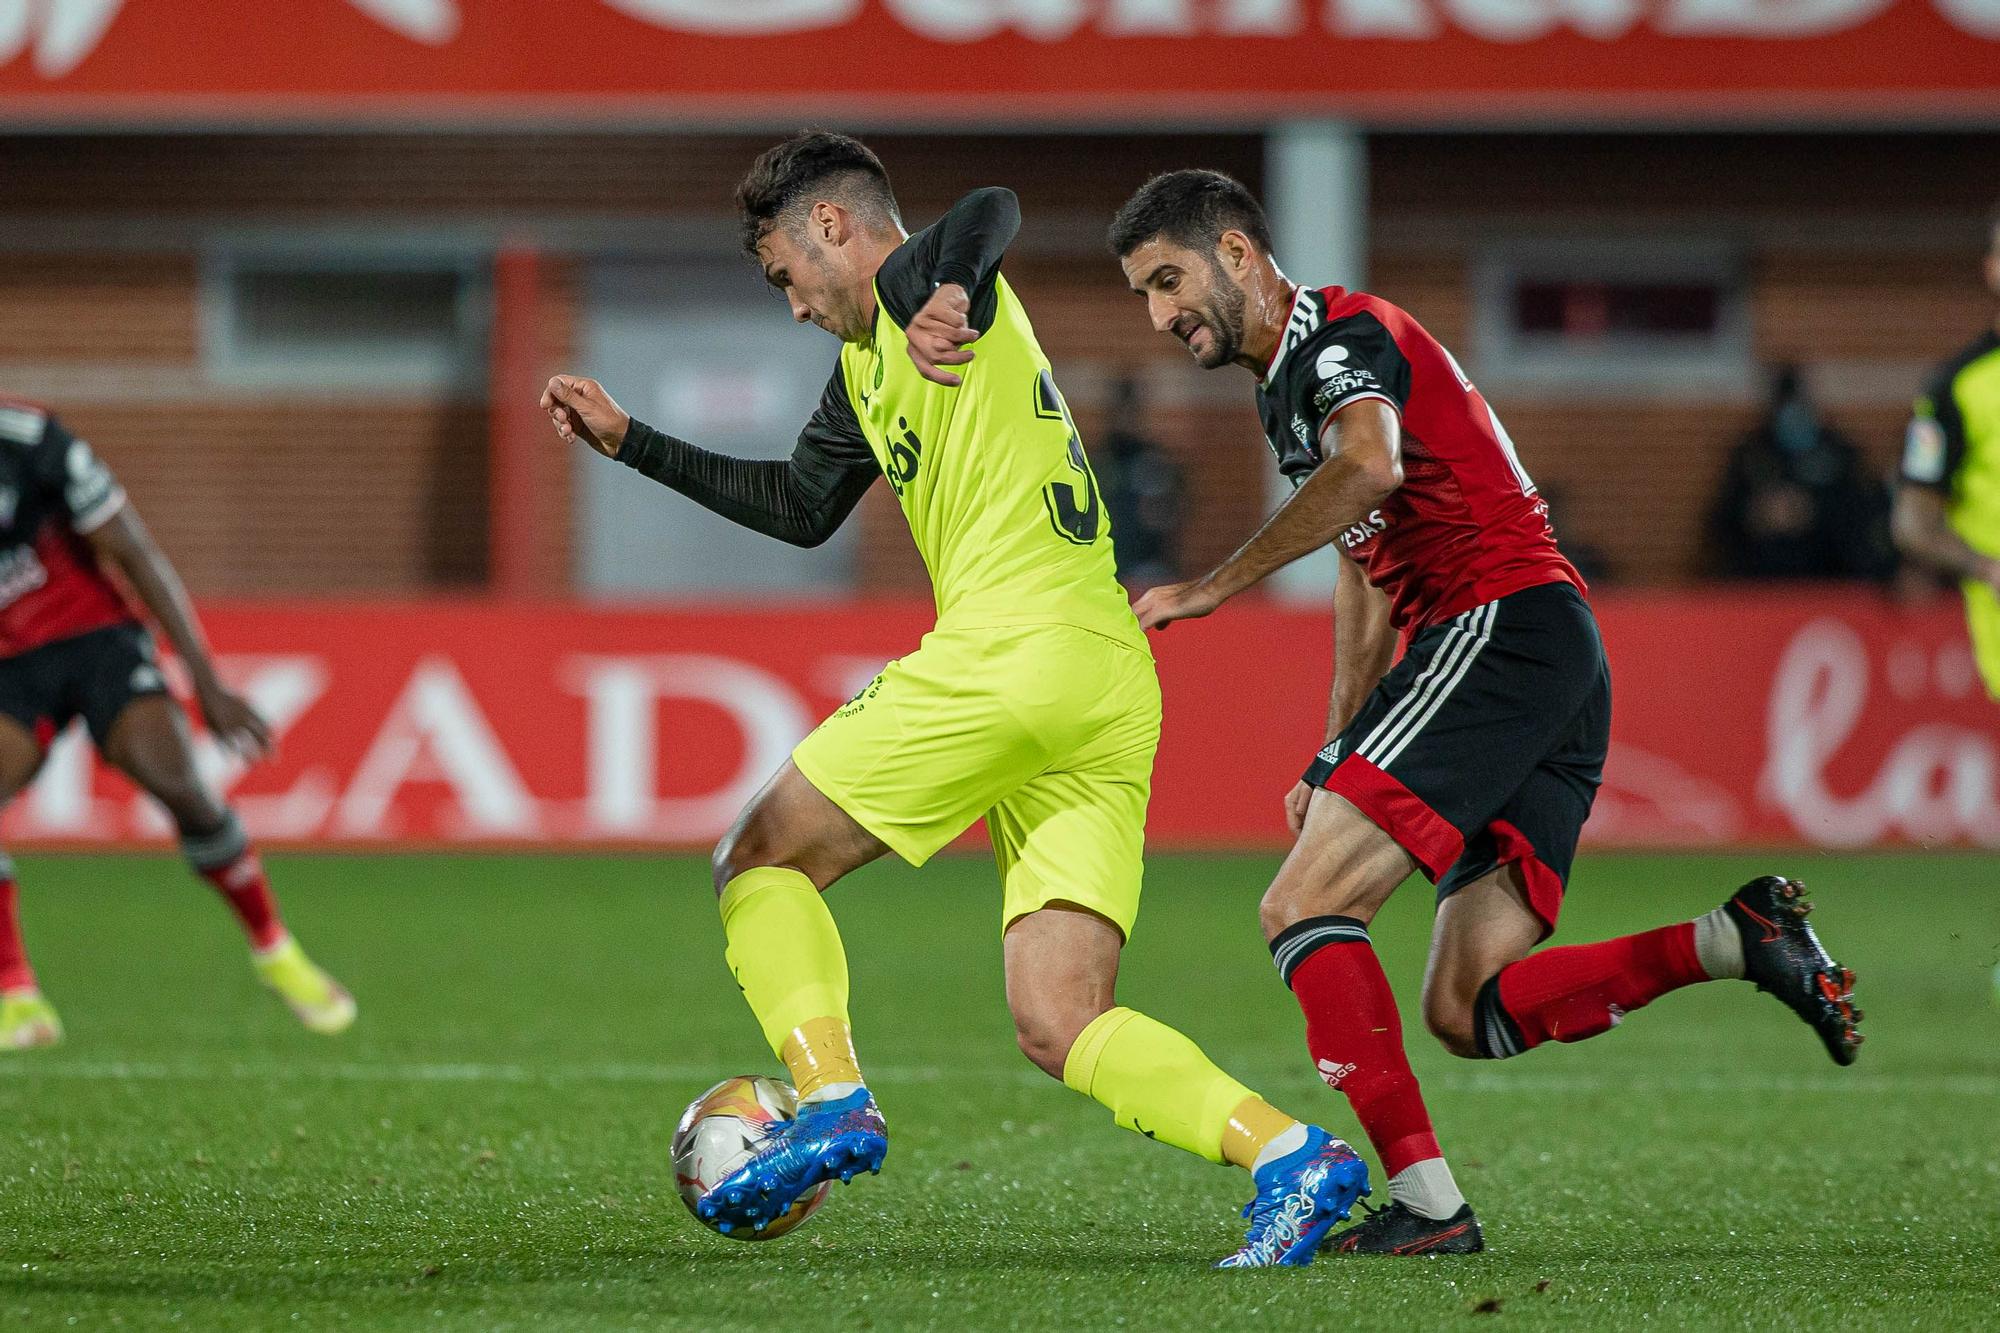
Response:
[0,1060,1992,1097]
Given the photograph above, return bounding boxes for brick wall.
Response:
[0,130,1990,596]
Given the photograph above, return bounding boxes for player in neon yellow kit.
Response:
[543,132,1365,1267]
[1895,208,2000,697]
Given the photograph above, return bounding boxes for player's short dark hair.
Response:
[736,131,901,258]
[1107,169,1273,260]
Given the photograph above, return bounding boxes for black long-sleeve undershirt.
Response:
[876,185,1019,331]
[611,186,1020,544]
[616,374,876,548]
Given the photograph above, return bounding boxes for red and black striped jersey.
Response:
[0,399,136,658]
[1254,285,1583,633]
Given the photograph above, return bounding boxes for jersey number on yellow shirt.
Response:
[1034,369,1103,546]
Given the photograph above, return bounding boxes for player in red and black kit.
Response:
[1110,172,1860,1254]
[0,398,354,1049]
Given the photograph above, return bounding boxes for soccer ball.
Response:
[671,1075,829,1240]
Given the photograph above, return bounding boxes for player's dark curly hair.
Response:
[736,131,902,259]
[1107,169,1273,259]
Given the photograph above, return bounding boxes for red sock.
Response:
[1490,922,1707,1051]
[0,877,35,993]
[1281,921,1443,1178]
[197,850,286,952]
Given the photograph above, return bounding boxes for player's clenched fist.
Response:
[542,375,631,458]
[906,283,979,387]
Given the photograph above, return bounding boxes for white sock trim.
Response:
[799,1080,864,1107]
[1251,1121,1309,1173]
[1692,907,1745,980]
[1389,1157,1466,1221]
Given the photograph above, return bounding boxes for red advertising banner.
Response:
[2,591,1994,852]
[0,1,1994,124]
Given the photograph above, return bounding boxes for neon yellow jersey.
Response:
[1906,329,2000,697]
[838,273,1145,650]
[1905,330,2000,557]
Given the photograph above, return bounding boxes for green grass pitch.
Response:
[1,850,1996,1330]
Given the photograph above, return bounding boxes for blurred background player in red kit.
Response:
[0,398,354,1049]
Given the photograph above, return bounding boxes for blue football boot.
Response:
[696,1086,888,1234]
[1216,1126,1371,1269]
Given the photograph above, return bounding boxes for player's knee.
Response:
[712,789,802,894]
[1011,1000,1098,1081]
[1259,878,1373,940]
[708,836,746,897]
[1257,888,1294,941]
[1257,879,1335,939]
[1421,986,1482,1059]
[710,819,787,896]
[155,781,225,836]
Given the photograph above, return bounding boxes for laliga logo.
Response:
[1760,618,2000,847]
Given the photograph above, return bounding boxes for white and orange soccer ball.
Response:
[671,1075,830,1240]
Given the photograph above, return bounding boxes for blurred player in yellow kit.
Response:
[1895,207,2000,697]
[544,132,1366,1266]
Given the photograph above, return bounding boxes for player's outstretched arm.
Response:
[1134,399,1404,631]
[542,373,877,549]
[83,505,273,760]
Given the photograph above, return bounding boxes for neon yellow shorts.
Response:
[791,622,1160,937]
[1964,580,2000,700]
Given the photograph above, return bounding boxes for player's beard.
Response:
[1189,264,1248,370]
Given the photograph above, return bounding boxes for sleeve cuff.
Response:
[1320,391,1403,426]
[616,419,661,470]
[71,487,127,535]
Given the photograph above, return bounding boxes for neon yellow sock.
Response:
[719,868,860,1092]
[1061,1006,1261,1165]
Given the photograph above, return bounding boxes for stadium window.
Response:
[1469,237,1751,394]
[200,243,489,391]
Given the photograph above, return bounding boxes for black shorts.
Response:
[1304,581,1609,935]
[0,621,168,750]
